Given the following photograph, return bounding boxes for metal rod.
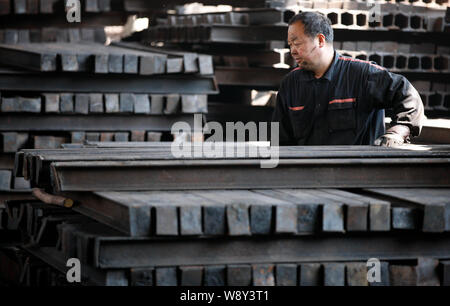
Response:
[93,233,450,268]
[0,114,196,131]
[32,188,73,208]
[0,70,218,94]
[48,158,450,192]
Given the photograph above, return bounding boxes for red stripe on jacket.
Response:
[329,98,356,104]
[338,57,386,71]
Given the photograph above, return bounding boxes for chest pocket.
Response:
[288,105,310,139]
[327,98,357,131]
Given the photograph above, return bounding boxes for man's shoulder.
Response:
[336,54,386,73]
[281,67,306,84]
[286,66,305,77]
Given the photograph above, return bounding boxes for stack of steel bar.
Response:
[0,0,220,216]
[0,0,131,44]
[1,144,448,286]
[7,195,450,286]
[0,0,117,199]
[1,0,243,44]
[0,43,214,75]
[0,42,217,200]
[13,144,450,191]
[0,0,299,45]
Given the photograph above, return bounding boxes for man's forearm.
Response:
[390,84,425,138]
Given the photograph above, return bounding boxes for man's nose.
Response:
[290,47,298,56]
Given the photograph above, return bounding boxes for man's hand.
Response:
[374,125,410,147]
[373,133,405,147]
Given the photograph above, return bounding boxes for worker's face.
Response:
[287,21,318,70]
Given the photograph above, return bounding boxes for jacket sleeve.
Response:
[366,66,425,137]
[271,79,296,145]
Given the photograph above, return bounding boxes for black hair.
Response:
[288,11,334,42]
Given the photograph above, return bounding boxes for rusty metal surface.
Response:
[346,262,369,286]
[47,158,450,192]
[48,188,450,238]
[417,257,440,286]
[390,265,418,286]
[7,200,450,286]
[92,233,450,269]
[0,69,218,94]
[252,264,275,286]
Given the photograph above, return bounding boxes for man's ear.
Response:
[317,34,326,48]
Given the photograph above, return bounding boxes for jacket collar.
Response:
[301,50,339,82]
[322,50,340,81]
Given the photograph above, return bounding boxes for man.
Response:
[272,11,425,146]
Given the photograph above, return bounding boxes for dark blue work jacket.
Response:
[272,51,424,145]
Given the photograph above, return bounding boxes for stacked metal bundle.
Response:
[0,43,217,198]
[0,1,112,200]
[0,0,131,44]
[0,0,297,45]
[0,144,449,286]
[0,1,218,208]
